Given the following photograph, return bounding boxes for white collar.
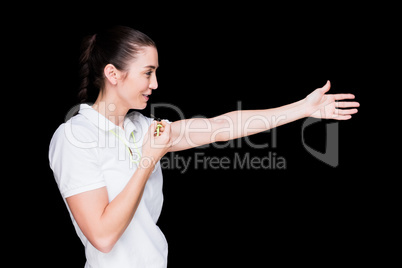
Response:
[78,104,137,134]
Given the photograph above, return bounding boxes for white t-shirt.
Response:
[49,104,168,268]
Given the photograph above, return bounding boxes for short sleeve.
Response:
[49,123,106,199]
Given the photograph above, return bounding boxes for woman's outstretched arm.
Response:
[168,81,359,152]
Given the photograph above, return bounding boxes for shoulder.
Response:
[48,115,106,198]
[126,110,153,125]
[49,114,99,158]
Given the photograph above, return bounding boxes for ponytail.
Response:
[78,34,96,103]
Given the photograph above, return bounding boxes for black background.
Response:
[14,3,387,267]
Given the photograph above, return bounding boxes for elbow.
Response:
[210,117,231,142]
[214,132,230,143]
[96,244,114,254]
[91,235,117,253]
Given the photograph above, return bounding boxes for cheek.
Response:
[124,77,147,96]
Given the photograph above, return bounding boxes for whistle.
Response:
[150,114,163,136]
[156,123,163,136]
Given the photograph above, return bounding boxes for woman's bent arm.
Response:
[66,164,153,253]
[66,121,172,253]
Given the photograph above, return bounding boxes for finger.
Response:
[335,108,358,115]
[162,121,171,132]
[156,120,168,132]
[335,101,360,108]
[151,121,162,137]
[149,121,157,133]
[155,122,170,137]
[333,115,352,120]
[156,127,166,136]
[334,93,355,100]
[320,80,331,93]
[160,120,170,127]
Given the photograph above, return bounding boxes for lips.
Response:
[142,93,151,101]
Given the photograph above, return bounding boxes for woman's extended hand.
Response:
[305,80,360,120]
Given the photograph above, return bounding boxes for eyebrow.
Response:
[143,65,158,69]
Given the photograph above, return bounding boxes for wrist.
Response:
[299,98,312,118]
[137,156,158,172]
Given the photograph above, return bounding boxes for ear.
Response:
[104,64,121,85]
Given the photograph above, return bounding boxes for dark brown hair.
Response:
[78,26,156,103]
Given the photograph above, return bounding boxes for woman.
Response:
[49,26,359,267]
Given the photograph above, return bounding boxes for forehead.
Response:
[131,46,159,68]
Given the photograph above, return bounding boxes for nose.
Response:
[149,74,158,90]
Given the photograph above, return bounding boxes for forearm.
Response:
[169,99,308,151]
[214,99,308,141]
[98,163,153,251]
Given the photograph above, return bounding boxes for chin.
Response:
[133,103,147,110]
[129,99,148,110]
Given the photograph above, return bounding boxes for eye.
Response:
[145,70,153,77]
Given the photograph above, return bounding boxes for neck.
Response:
[92,95,129,130]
